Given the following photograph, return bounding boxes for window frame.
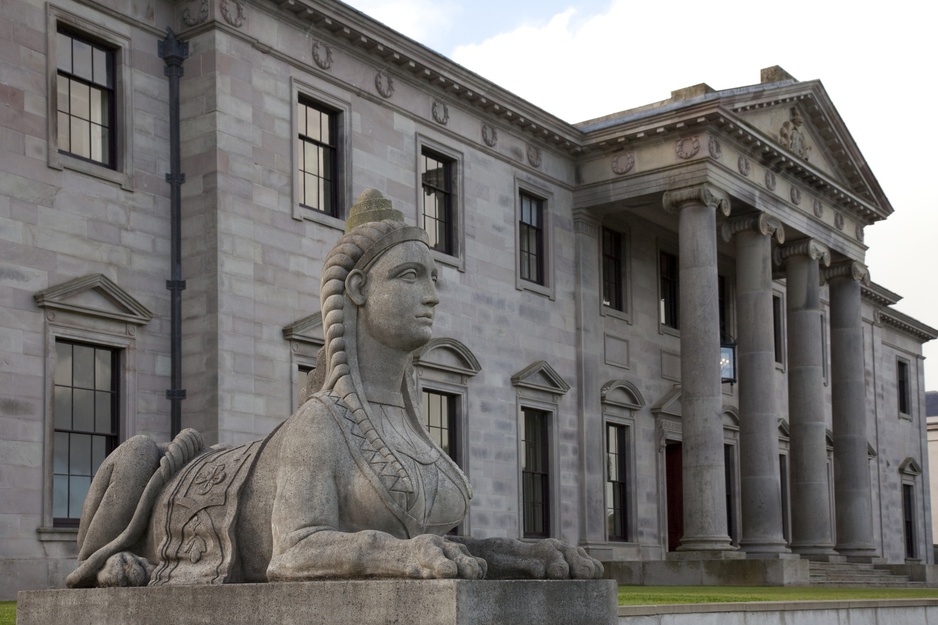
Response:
[514,180,555,298]
[416,136,465,271]
[898,357,912,418]
[291,78,350,230]
[52,340,120,527]
[520,406,552,539]
[296,96,339,218]
[605,421,631,542]
[658,246,679,335]
[600,226,631,322]
[47,7,134,190]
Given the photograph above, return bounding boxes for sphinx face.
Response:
[358,240,439,353]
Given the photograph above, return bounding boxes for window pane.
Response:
[57,32,72,72]
[94,347,112,390]
[320,111,331,144]
[92,435,108,474]
[71,82,90,122]
[70,433,91,475]
[57,112,71,152]
[55,386,72,430]
[95,391,112,433]
[69,476,91,518]
[53,476,69,518]
[57,78,70,114]
[305,106,321,142]
[55,342,72,386]
[92,46,109,87]
[54,432,69,474]
[71,117,91,159]
[305,173,319,209]
[72,38,93,82]
[304,141,318,174]
[73,389,94,431]
[89,87,105,124]
[297,102,306,136]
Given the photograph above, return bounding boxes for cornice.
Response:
[862,282,902,307]
[269,0,585,152]
[877,309,938,343]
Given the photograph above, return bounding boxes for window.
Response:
[56,28,115,167]
[903,483,916,559]
[779,454,790,544]
[717,274,730,341]
[421,389,458,463]
[519,192,545,285]
[659,251,679,329]
[602,228,625,311]
[898,359,911,416]
[53,341,118,526]
[297,97,338,216]
[773,294,784,365]
[521,407,550,537]
[421,150,455,255]
[606,423,629,541]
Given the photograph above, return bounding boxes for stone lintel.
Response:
[773,238,831,268]
[720,212,784,244]
[16,580,618,625]
[822,260,870,285]
[662,183,730,217]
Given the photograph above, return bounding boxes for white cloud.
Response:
[350,0,459,50]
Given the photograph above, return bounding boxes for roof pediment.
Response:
[719,78,891,222]
[33,274,152,325]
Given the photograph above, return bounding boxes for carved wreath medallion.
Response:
[737,155,750,176]
[375,70,394,98]
[790,187,801,205]
[813,199,823,218]
[834,212,844,230]
[481,123,498,147]
[611,152,635,175]
[708,137,722,160]
[527,145,542,168]
[764,170,776,191]
[431,99,449,126]
[675,136,699,160]
[312,41,333,70]
[182,0,208,26]
[220,0,246,27]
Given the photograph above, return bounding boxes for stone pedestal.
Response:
[16,579,618,625]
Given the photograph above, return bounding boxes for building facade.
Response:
[1,0,935,598]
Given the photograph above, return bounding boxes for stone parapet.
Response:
[16,579,618,625]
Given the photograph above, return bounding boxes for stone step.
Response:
[807,561,918,587]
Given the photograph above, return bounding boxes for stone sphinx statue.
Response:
[66,190,603,588]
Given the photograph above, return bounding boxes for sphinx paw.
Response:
[96,552,155,587]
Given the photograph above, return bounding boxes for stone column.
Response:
[721,213,789,555]
[662,184,735,553]
[825,260,876,558]
[775,239,836,556]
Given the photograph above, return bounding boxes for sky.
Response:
[346,0,938,390]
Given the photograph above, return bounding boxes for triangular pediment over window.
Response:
[511,360,570,396]
[34,274,152,325]
[900,457,922,476]
[282,312,324,346]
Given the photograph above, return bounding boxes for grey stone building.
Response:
[1,0,935,598]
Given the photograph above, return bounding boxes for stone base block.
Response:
[16,579,618,625]
[606,557,809,587]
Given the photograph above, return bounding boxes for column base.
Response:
[789,543,837,558]
[739,539,791,557]
[668,549,746,561]
[676,535,737,553]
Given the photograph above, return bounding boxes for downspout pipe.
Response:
[159,29,188,437]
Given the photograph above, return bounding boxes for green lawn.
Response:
[619,586,938,605]
[0,601,14,625]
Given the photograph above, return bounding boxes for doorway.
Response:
[665,441,683,551]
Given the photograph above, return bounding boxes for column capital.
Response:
[773,238,831,268]
[662,183,730,217]
[572,210,601,239]
[720,212,785,244]
[822,260,870,286]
